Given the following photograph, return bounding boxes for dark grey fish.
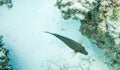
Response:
[45,31,88,55]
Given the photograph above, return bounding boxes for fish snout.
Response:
[84,50,88,55]
[82,47,88,55]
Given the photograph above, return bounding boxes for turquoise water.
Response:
[0,0,110,70]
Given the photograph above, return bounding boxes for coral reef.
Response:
[0,36,13,70]
[0,0,13,8]
[56,0,120,69]
[56,0,97,20]
[0,1,13,69]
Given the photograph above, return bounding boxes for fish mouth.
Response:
[84,51,88,55]
[82,48,88,55]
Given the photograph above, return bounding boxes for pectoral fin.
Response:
[80,40,83,44]
[71,51,77,58]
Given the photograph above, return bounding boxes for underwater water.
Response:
[0,0,111,70]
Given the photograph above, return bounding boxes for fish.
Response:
[45,31,88,55]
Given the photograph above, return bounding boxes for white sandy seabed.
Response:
[0,0,111,70]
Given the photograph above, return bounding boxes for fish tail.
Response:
[44,31,52,34]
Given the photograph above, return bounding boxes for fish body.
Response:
[45,32,88,55]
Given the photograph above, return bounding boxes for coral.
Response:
[0,0,13,8]
[0,0,13,69]
[56,0,120,69]
[56,0,97,20]
[0,36,13,70]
